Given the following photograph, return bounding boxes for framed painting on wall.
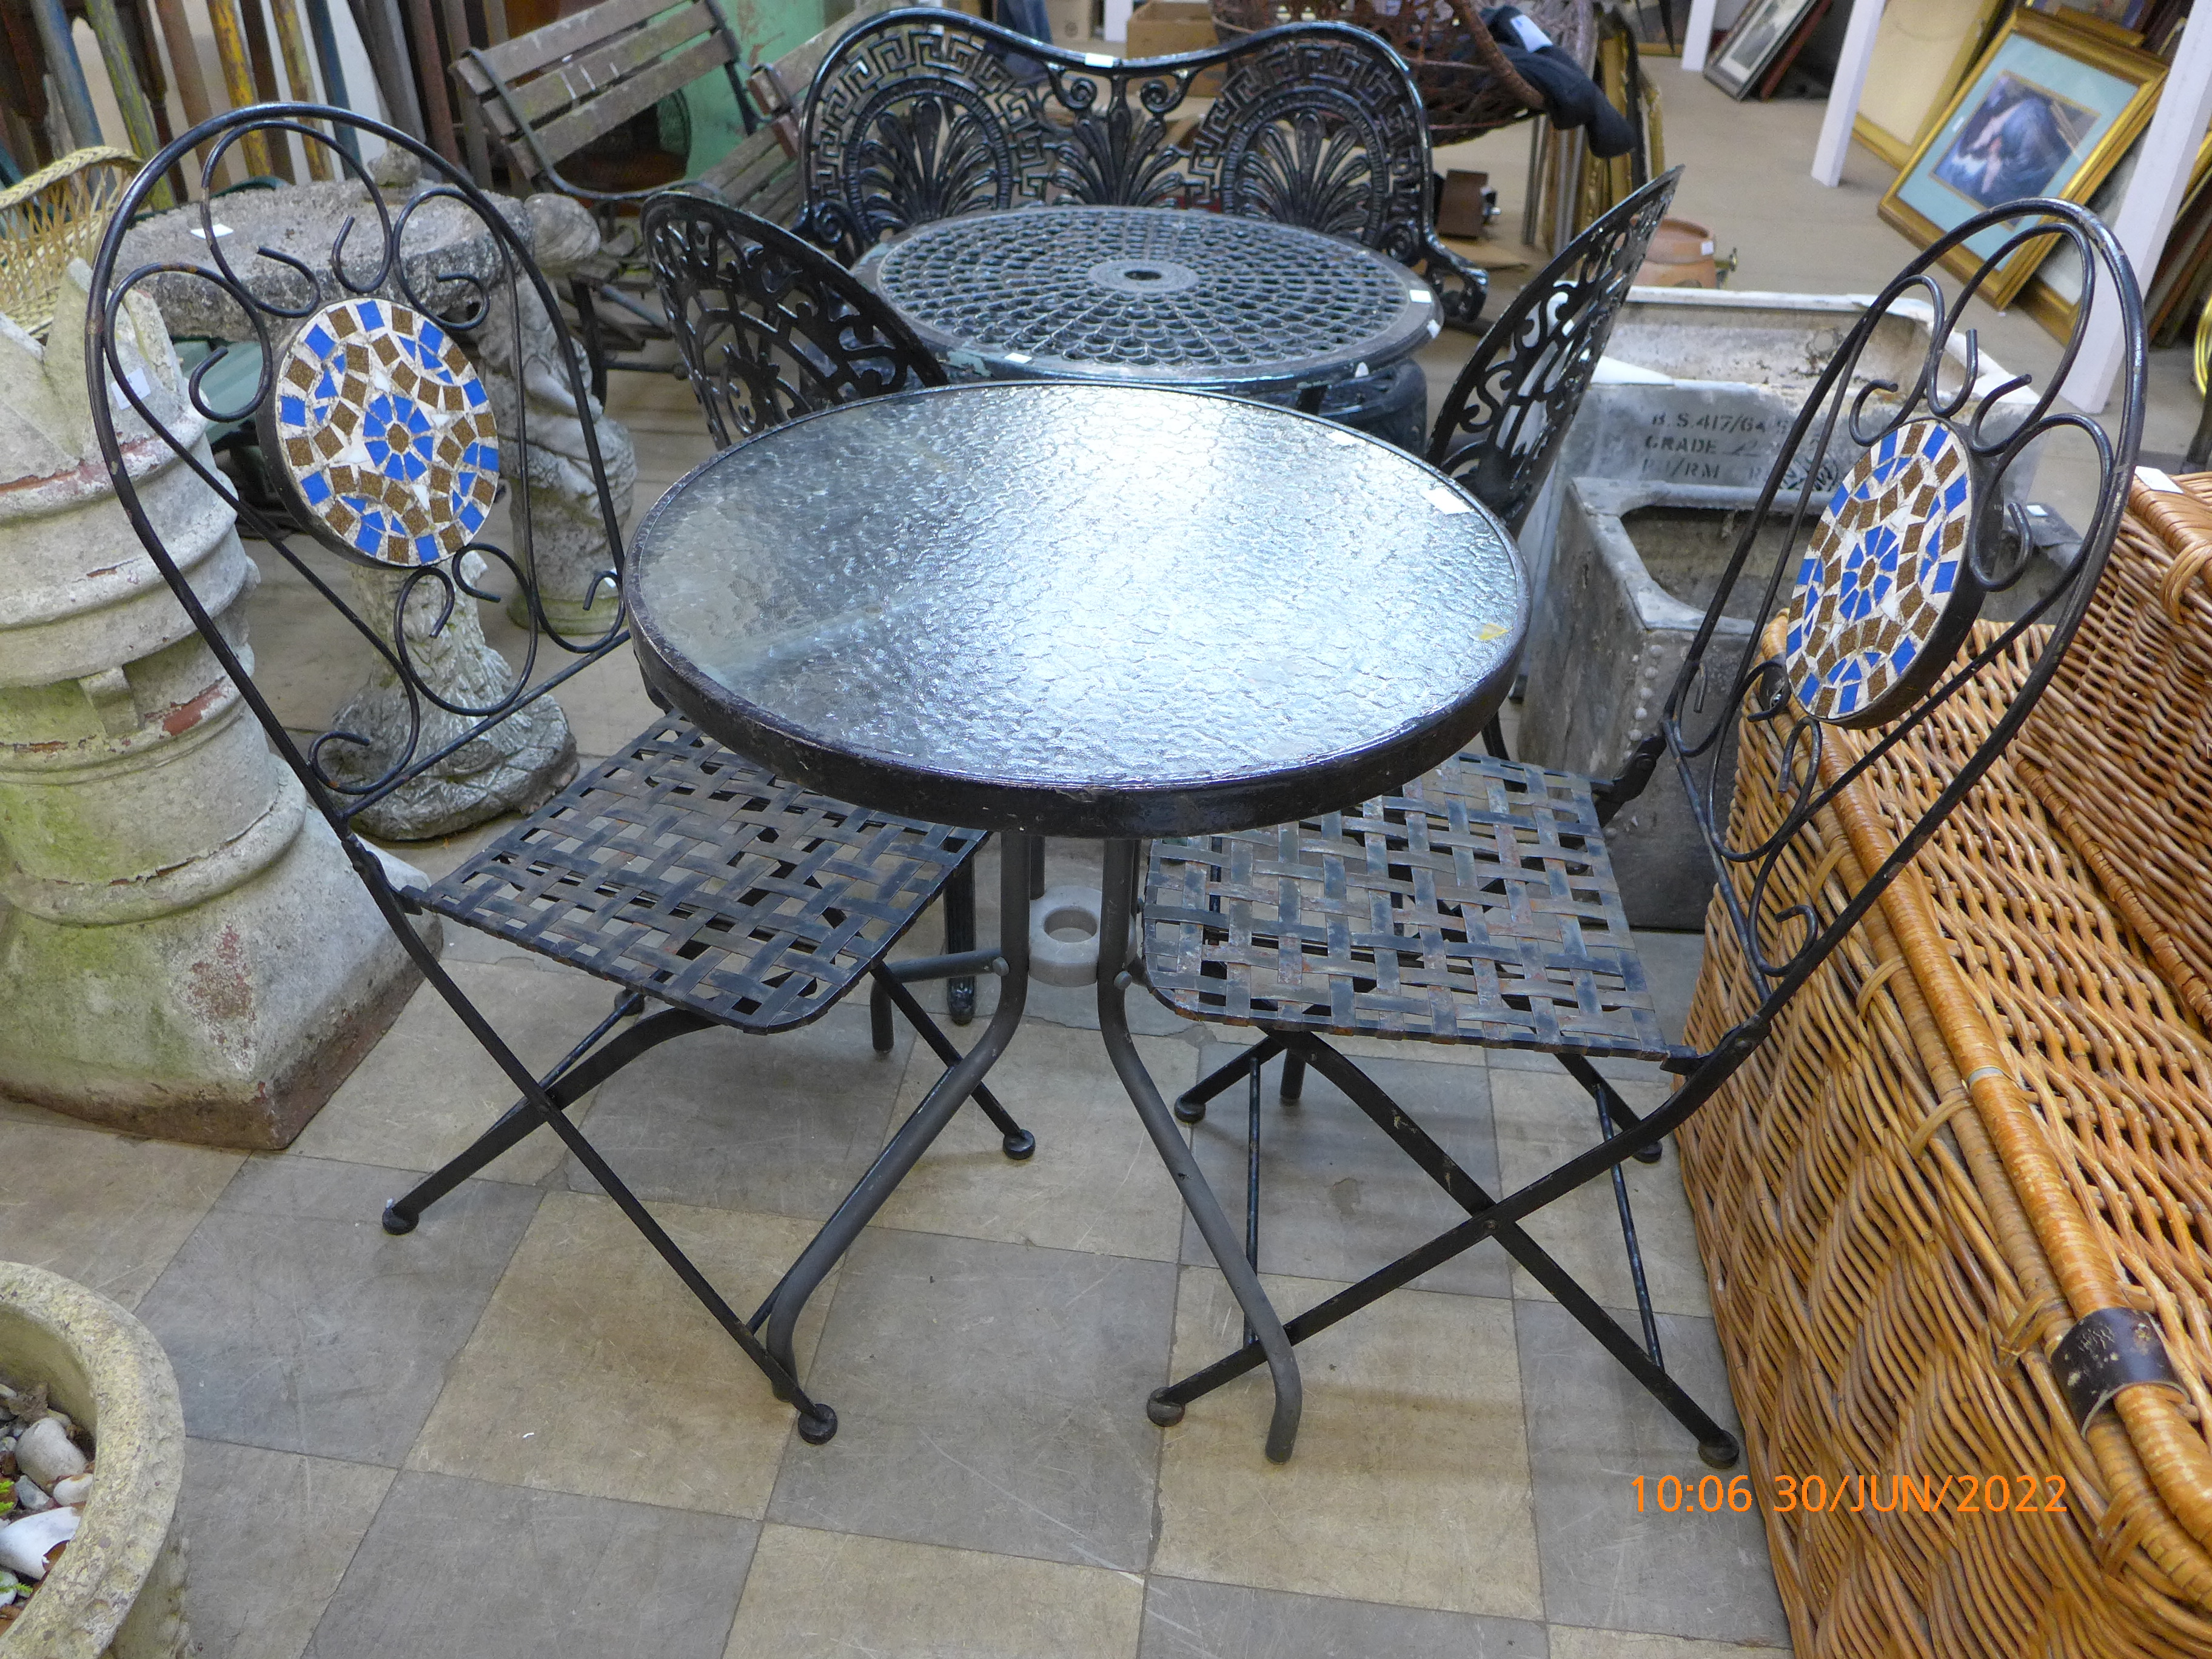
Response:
[1879,8,2165,309]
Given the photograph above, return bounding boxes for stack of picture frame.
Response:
[1703,0,1837,96]
[1875,7,2167,318]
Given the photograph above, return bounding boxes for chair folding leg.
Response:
[1553,1050,1665,1164]
[1176,1033,1289,1123]
[381,997,709,1233]
[380,962,839,1439]
[1162,1035,1740,1468]
[870,965,1035,1159]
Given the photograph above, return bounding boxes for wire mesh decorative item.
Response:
[0,146,138,338]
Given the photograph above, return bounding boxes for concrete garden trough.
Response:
[1518,480,2079,930]
[1514,288,2040,605]
[0,1261,187,1658]
[1517,481,1763,931]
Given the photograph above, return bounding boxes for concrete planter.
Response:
[1516,288,2038,605]
[1520,477,2074,930]
[0,1262,187,1659]
[1518,480,1763,931]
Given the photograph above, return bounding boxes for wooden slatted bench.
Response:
[451,0,896,392]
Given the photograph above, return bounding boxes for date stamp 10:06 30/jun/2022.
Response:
[1630,1474,2070,1517]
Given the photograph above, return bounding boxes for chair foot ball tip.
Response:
[381,1201,418,1235]
[1173,1097,1205,1124]
[797,1404,838,1444]
[1147,1390,1185,1427]
[1634,1144,1664,1164]
[1700,1435,1741,1470]
[1002,1130,1037,1161]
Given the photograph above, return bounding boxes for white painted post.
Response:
[1812,0,1886,186]
[1681,0,1719,72]
[1104,0,1130,42]
[2064,8,2212,411]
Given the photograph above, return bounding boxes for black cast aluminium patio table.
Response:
[854,205,1442,443]
[628,380,1524,1462]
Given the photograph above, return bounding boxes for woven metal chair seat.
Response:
[422,720,983,1031]
[1142,751,1674,1060]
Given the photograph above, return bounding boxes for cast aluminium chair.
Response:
[796,10,1487,331]
[1429,164,1680,540]
[1134,199,2145,1462]
[1414,163,1678,759]
[638,188,999,1024]
[85,106,1034,1446]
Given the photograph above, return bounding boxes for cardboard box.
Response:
[1125,0,1216,56]
[1045,0,1093,42]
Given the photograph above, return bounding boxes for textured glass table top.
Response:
[630,383,1523,837]
[857,206,1439,393]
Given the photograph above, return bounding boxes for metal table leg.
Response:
[1095,837,1302,1463]
[759,830,1036,1381]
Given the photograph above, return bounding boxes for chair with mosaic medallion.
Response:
[1133,198,2147,1463]
[83,104,1036,1446]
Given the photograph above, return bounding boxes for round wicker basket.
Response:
[0,147,139,340]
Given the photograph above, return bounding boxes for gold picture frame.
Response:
[1853,0,2006,169]
[1878,8,2165,310]
[2015,129,2212,338]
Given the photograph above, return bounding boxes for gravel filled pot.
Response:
[0,1263,187,1658]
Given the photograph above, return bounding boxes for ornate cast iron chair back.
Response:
[797,10,1484,327]
[1211,0,1595,146]
[87,106,628,865]
[1429,165,1678,534]
[1663,198,2142,1061]
[641,192,947,450]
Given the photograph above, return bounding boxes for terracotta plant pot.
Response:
[0,1262,188,1658]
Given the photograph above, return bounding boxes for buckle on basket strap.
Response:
[2053,1307,2187,1432]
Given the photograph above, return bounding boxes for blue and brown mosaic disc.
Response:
[1785,419,1976,728]
[267,298,498,566]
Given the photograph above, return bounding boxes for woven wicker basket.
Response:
[1680,614,2212,1657]
[0,147,138,339]
[2015,472,2212,1031]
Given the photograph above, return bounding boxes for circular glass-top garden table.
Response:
[629,381,1524,1460]
[854,206,1441,437]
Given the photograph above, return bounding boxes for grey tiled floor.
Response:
[7,802,1790,1659]
[42,64,2212,1658]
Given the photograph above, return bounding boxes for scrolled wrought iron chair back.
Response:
[798,9,1483,325]
[1428,166,1679,534]
[642,191,946,449]
[84,106,629,869]
[1660,198,2143,1056]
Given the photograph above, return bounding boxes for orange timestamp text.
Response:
[1629,1473,2070,1516]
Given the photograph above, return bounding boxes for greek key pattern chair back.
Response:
[642,192,946,448]
[798,10,1483,326]
[1429,165,1680,533]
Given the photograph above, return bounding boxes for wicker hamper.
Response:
[1680,543,2212,1655]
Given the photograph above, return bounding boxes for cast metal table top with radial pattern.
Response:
[853,206,1441,396]
[628,381,1523,838]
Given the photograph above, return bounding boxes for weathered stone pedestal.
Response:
[488,192,637,642]
[0,266,424,1148]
